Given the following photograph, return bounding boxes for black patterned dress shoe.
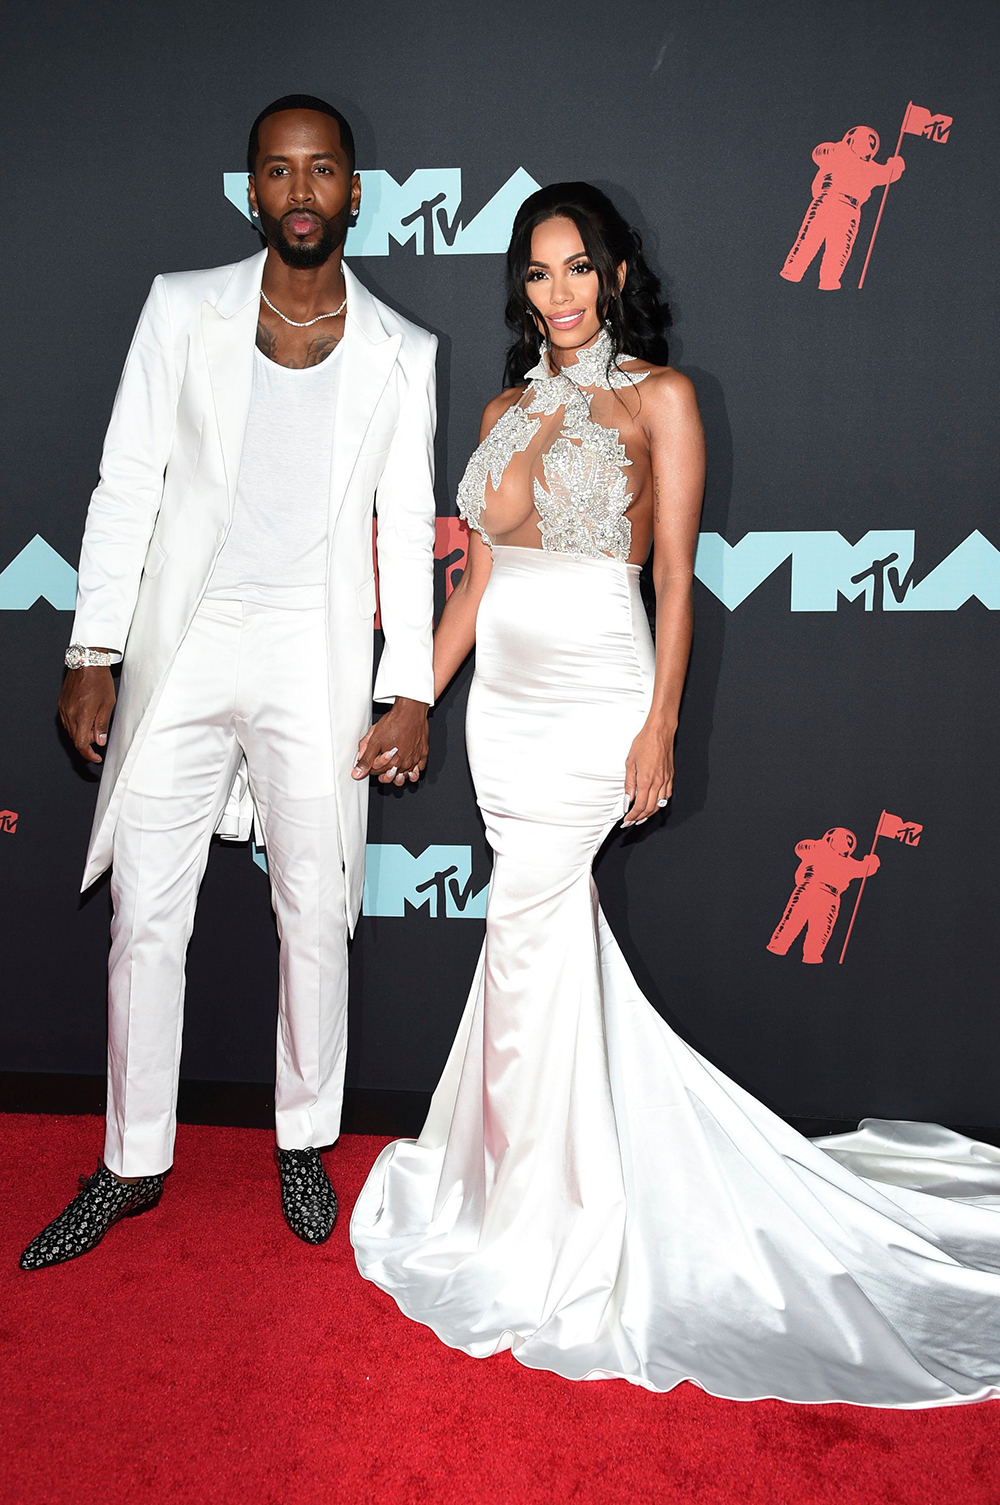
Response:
[19,1164,163,1271]
[277,1148,338,1244]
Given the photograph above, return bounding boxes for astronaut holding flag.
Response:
[781,101,952,291]
[780,127,906,291]
[768,810,923,965]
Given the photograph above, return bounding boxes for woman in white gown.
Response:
[351,183,1000,1407]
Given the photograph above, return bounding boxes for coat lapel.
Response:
[201,251,266,507]
[330,262,401,532]
[200,253,400,529]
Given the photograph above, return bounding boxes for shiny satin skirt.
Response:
[351,547,1000,1406]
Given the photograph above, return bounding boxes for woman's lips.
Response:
[547,310,586,330]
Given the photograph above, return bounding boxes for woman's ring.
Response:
[657,798,669,808]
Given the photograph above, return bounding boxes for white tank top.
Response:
[207,343,343,608]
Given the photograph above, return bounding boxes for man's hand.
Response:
[59,666,116,765]
[352,697,429,786]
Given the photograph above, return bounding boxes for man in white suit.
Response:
[21,96,436,1269]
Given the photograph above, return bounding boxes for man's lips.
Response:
[547,310,586,329]
[284,213,321,236]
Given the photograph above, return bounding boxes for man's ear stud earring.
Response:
[251,210,259,219]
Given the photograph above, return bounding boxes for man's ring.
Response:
[657,798,669,808]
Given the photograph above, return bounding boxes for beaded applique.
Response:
[456,326,649,561]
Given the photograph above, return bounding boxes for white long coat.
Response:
[70,251,437,930]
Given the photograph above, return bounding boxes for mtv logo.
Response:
[0,536,77,610]
[0,810,18,834]
[363,844,488,918]
[694,529,1000,612]
[223,167,540,256]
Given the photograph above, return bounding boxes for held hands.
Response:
[622,720,676,828]
[352,697,429,787]
[59,666,117,764]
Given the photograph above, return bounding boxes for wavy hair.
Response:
[503,182,671,388]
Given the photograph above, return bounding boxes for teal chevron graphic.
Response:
[224,166,540,256]
[0,535,77,609]
[4,532,998,615]
[694,529,1000,611]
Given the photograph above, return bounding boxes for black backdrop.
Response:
[2,0,998,1127]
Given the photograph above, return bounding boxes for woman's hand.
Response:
[622,720,675,827]
[353,698,429,786]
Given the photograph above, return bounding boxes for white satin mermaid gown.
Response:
[351,330,1000,1407]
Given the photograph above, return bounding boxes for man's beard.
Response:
[261,204,351,268]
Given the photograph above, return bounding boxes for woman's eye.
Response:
[569,262,594,275]
[525,270,547,283]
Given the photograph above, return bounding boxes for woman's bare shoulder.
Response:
[479,386,526,440]
[623,363,700,423]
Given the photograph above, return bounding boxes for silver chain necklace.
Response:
[260,289,347,328]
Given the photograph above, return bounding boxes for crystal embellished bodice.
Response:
[456,327,649,562]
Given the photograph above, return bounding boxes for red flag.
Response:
[878,812,922,846]
[903,105,952,143]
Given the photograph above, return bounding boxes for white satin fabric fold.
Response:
[351,547,1000,1407]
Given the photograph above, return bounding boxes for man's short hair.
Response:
[247,95,356,175]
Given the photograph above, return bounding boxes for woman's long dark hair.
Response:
[503,182,671,389]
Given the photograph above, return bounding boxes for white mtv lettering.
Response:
[223,168,541,256]
[0,535,77,610]
[363,844,488,918]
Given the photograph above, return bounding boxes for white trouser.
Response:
[105,598,348,1176]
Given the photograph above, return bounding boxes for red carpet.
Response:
[1,1114,997,1505]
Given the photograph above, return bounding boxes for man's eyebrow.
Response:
[259,151,339,165]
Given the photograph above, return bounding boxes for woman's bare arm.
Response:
[432,529,493,699]
[358,399,506,778]
[622,370,705,827]
[430,391,525,700]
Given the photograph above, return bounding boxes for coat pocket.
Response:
[356,575,377,618]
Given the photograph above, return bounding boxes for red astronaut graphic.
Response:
[767,828,879,964]
[780,127,905,290]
